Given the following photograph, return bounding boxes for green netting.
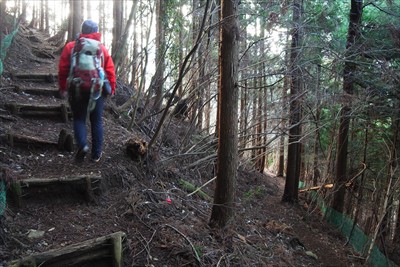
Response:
[299,181,397,267]
[324,206,396,267]
[0,180,5,216]
[0,25,18,214]
[0,26,19,76]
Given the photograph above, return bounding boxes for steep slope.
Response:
[0,24,366,267]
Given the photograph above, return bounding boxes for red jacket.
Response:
[58,32,116,95]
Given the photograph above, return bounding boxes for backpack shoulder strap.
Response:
[67,39,79,87]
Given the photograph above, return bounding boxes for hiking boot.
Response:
[91,152,102,163]
[75,145,89,162]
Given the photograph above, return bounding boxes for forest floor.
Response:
[0,23,369,266]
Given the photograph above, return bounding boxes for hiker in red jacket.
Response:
[58,19,116,163]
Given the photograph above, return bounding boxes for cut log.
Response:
[3,129,73,152]
[5,102,71,122]
[7,231,126,267]
[9,174,103,206]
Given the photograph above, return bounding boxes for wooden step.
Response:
[5,102,70,122]
[2,129,74,152]
[12,73,57,83]
[7,231,125,267]
[15,85,59,97]
[9,174,103,207]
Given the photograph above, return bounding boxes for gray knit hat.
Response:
[81,19,98,34]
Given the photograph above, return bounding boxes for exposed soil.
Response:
[0,23,367,267]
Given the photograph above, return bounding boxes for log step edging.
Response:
[7,231,126,267]
[5,102,70,122]
[9,174,103,206]
[12,73,58,83]
[15,86,59,97]
[2,129,74,152]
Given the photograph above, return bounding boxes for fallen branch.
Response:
[178,179,211,201]
[300,163,367,193]
[187,176,216,198]
[299,183,333,193]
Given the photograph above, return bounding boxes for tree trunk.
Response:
[112,0,123,57]
[209,0,239,229]
[86,0,92,19]
[251,72,258,162]
[196,23,206,130]
[239,78,248,157]
[312,64,322,186]
[239,25,248,157]
[98,0,105,43]
[147,0,210,149]
[152,0,166,112]
[190,0,200,123]
[68,0,83,42]
[392,110,400,247]
[260,63,268,172]
[203,0,214,134]
[378,111,400,248]
[282,0,303,203]
[113,1,137,74]
[40,0,44,31]
[394,199,400,247]
[29,2,36,28]
[177,3,184,98]
[258,19,268,173]
[130,0,139,89]
[19,0,27,23]
[45,0,49,34]
[0,0,4,81]
[277,133,285,177]
[277,34,290,178]
[332,0,363,213]
[256,84,263,172]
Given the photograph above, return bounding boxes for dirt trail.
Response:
[0,25,367,267]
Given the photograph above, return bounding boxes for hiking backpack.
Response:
[67,37,104,94]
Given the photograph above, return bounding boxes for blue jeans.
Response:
[70,91,104,159]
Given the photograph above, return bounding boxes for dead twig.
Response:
[132,229,157,261]
[216,254,227,267]
[11,236,29,248]
[164,224,202,266]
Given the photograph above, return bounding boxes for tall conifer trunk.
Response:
[152,0,166,111]
[112,0,123,57]
[282,0,303,203]
[209,0,239,228]
[332,0,363,213]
